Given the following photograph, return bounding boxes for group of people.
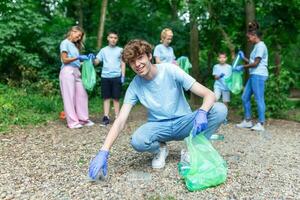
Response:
[212,21,268,132]
[58,22,268,180]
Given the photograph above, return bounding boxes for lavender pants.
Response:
[59,66,89,128]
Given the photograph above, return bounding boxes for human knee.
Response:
[131,135,148,152]
[211,102,228,122]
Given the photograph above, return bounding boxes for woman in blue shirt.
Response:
[235,22,268,131]
[59,26,94,129]
[153,28,177,64]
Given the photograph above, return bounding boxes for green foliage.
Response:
[0,83,63,133]
[265,66,294,118]
[0,83,104,134]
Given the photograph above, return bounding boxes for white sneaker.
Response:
[84,120,95,127]
[152,145,169,169]
[236,120,253,128]
[251,123,265,131]
[70,124,83,129]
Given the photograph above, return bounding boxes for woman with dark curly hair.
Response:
[235,21,269,131]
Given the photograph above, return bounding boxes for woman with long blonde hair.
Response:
[59,26,94,129]
[153,28,176,64]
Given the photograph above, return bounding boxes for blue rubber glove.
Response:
[88,53,95,60]
[238,50,245,60]
[191,109,208,137]
[233,65,244,72]
[88,150,109,181]
[77,55,89,61]
[219,73,225,79]
[121,76,125,84]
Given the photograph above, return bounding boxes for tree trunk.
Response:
[190,18,201,106]
[168,0,179,21]
[245,0,255,81]
[219,27,236,59]
[245,0,255,57]
[78,0,83,28]
[97,0,108,49]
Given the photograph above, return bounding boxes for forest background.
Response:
[0,0,299,133]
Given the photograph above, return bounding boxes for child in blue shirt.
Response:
[94,31,126,126]
[212,52,232,107]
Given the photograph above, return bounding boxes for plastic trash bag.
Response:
[177,56,192,74]
[82,59,96,91]
[225,71,243,94]
[178,134,227,191]
[224,53,243,94]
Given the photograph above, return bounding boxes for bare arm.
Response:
[189,82,216,112]
[243,57,261,69]
[121,61,126,77]
[93,58,100,66]
[155,56,161,64]
[101,103,133,151]
[60,52,78,64]
[214,75,220,80]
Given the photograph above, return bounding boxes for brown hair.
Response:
[65,26,85,50]
[247,21,262,38]
[160,28,173,43]
[122,39,153,63]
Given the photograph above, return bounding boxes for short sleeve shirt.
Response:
[153,44,176,63]
[249,41,268,77]
[124,63,195,121]
[60,39,80,68]
[212,64,232,91]
[96,46,123,78]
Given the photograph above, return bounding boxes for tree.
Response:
[97,0,108,49]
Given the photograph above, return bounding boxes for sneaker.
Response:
[152,145,169,169]
[236,120,253,128]
[70,124,83,129]
[100,116,110,126]
[84,120,94,127]
[251,123,265,131]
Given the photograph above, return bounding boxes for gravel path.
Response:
[1,106,300,200]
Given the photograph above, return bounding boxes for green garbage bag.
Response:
[82,59,96,91]
[225,71,243,94]
[177,56,192,74]
[178,134,227,191]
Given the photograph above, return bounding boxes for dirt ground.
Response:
[0,105,300,200]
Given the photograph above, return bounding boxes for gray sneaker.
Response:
[152,145,169,169]
[236,120,253,128]
[251,123,265,131]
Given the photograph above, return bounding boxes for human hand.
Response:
[233,65,244,72]
[121,76,125,84]
[88,53,95,60]
[88,150,109,181]
[219,73,225,79]
[238,50,245,60]
[77,55,89,61]
[191,109,208,137]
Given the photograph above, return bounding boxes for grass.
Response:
[1,83,299,134]
[0,84,104,134]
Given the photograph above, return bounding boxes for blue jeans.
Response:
[131,102,227,153]
[242,74,268,123]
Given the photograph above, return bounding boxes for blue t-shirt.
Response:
[153,44,176,63]
[60,39,80,68]
[249,41,268,77]
[124,63,196,122]
[212,64,232,91]
[96,46,123,78]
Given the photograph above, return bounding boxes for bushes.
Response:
[0,84,63,133]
